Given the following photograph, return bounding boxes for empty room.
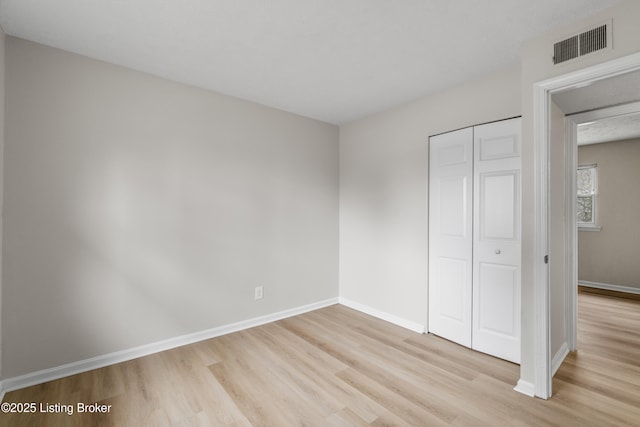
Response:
[1,1,640,426]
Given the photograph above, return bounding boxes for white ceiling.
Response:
[553,70,640,115]
[0,0,624,124]
[578,112,640,145]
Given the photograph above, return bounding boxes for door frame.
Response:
[564,100,640,355]
[533,51,640,399]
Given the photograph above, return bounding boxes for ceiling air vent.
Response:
[553,22,611,65]
[554,35,579,64]
[579,24,607,56]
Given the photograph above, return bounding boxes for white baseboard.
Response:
[338,298,425,334]
[0,297,339,399]
[579,280,640,295]
[514,379,536,397]
[514,343,568,399]
[551,342,570,377]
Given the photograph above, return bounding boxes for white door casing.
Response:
[428,127,473,347]
[472,118,522,364]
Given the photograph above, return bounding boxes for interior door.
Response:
[472,118,521,363]
[428,128,473,347]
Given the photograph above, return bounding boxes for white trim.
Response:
[339,298,426,334]
[514,379,536,397]
[0,297,339,396]
[551,342,570,376]
[565,118,578,352]
[579,281,640,295]
[578,225,601,232]
[533,50,640,400]
[533,78,551,400]
[573,101,640,124]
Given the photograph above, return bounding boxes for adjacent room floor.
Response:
[1,292,639,426]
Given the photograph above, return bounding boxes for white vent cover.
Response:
[553,21,611,65]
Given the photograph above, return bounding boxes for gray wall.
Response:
[578,138,640,289]
[2,38,339,378]
[549,100,567,361]
[0,26,5,379]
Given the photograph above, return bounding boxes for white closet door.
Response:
[472,118,521,363]
[428,128,473,347]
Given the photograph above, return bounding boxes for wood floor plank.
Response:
[2,294,640,426]
[325,407,371,427]
[335,368,450,427]
[550,378,640,427]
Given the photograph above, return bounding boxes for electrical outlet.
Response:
[254,286,264,300]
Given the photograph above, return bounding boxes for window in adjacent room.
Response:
[577,164,600,231]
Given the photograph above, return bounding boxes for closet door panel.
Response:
[428,128,473,347]
[476,262,519,334]
[472,118,521,363]
[479,172,518,240]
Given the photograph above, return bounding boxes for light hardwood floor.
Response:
[1,293,639,426]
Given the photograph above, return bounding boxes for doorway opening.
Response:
[564,101,640,351]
